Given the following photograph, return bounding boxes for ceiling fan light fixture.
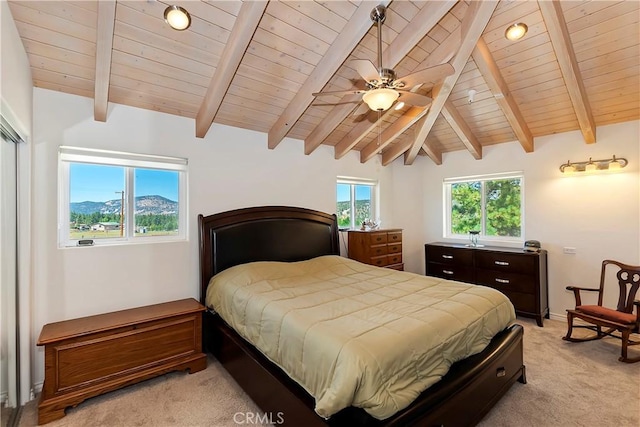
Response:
[164,5,191,31]
[363,88,399,111]
[505,23,528,41]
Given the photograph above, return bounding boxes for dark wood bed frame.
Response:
[198,206,526,426]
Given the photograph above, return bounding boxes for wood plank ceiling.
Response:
[7,0,640,166]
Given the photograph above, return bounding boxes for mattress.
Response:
[206,255,515,420]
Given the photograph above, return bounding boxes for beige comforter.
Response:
[206,255,515,420]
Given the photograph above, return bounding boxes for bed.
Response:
[199,206,526,426]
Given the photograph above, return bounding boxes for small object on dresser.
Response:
[468,230,481,247]
[360,219,380,231]
[524,240,541,252]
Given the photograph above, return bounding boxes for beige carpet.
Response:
[18,318,640,427]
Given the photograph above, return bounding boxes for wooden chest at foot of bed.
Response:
[36,298,207,425]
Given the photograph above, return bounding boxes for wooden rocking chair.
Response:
[563,259,640,363]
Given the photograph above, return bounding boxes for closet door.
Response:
[1,119,19,411]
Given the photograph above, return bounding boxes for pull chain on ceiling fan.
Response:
[312,5,455,114]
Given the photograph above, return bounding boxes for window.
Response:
[444,172,523,241]
[336,177,378,229]
[58,146,187,247]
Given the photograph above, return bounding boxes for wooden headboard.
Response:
[198,206,339,304]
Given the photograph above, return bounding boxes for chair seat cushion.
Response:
[576,305,636,325]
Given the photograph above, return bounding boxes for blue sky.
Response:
[337,184,371,202]
[70,164,178,202]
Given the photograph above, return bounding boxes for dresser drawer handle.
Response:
[495,278,510,284]
[495,261,509,266]
[442,255,453,259]
[442,270,454,275]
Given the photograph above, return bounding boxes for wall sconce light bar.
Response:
[559,155,628,173]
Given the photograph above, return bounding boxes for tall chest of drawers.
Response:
[425,242,548,326]
[348,229,403,270]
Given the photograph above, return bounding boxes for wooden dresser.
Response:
[425,242,548,326]
[37,298,207,424]
[348,229,403,270]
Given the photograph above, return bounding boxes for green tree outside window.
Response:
[448,176,522,239]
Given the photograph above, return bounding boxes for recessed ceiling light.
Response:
[505,23,528,41]
[164,5,191,31]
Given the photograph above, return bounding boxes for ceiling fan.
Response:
[312,5,455,113]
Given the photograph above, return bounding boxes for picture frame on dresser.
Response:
[425,242,549,326]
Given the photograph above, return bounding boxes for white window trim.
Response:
[336,176,379,230]
[58,146,188,248]
[443,171,524,244]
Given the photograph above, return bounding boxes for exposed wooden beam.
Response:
[267,0,392,150]
[377,114,444,166]
[196,1,268,138]
[382,84,445,166]
[404,0,498,165]
[356,26,461,161]
[415,115,443,165]
[305,0,458,156]
[360,106,426,163]
[381,135,410,166]
[472,38,533,152]
[384,1,499,165]
[539,0,596,143]
[441,99,482,159]
[94,0,116,122]
[334,113,389,159]
[424,25,461,68]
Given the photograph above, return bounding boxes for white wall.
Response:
[421,121,640,319]
[1,2,32,124]
[30,88,427,386]
[28,88,640,391]
[1,0,33,406]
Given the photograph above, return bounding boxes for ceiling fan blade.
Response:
[312,89,365,97]
[351,59,379,83]
[351,101,371,117]
[397,91,432,107]
[398,63,455,88]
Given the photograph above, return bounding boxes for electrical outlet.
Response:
[563,247,577,254]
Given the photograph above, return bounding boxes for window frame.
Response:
[443,171,524,243]
[336,176,379,230]
[58,146,188,248]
